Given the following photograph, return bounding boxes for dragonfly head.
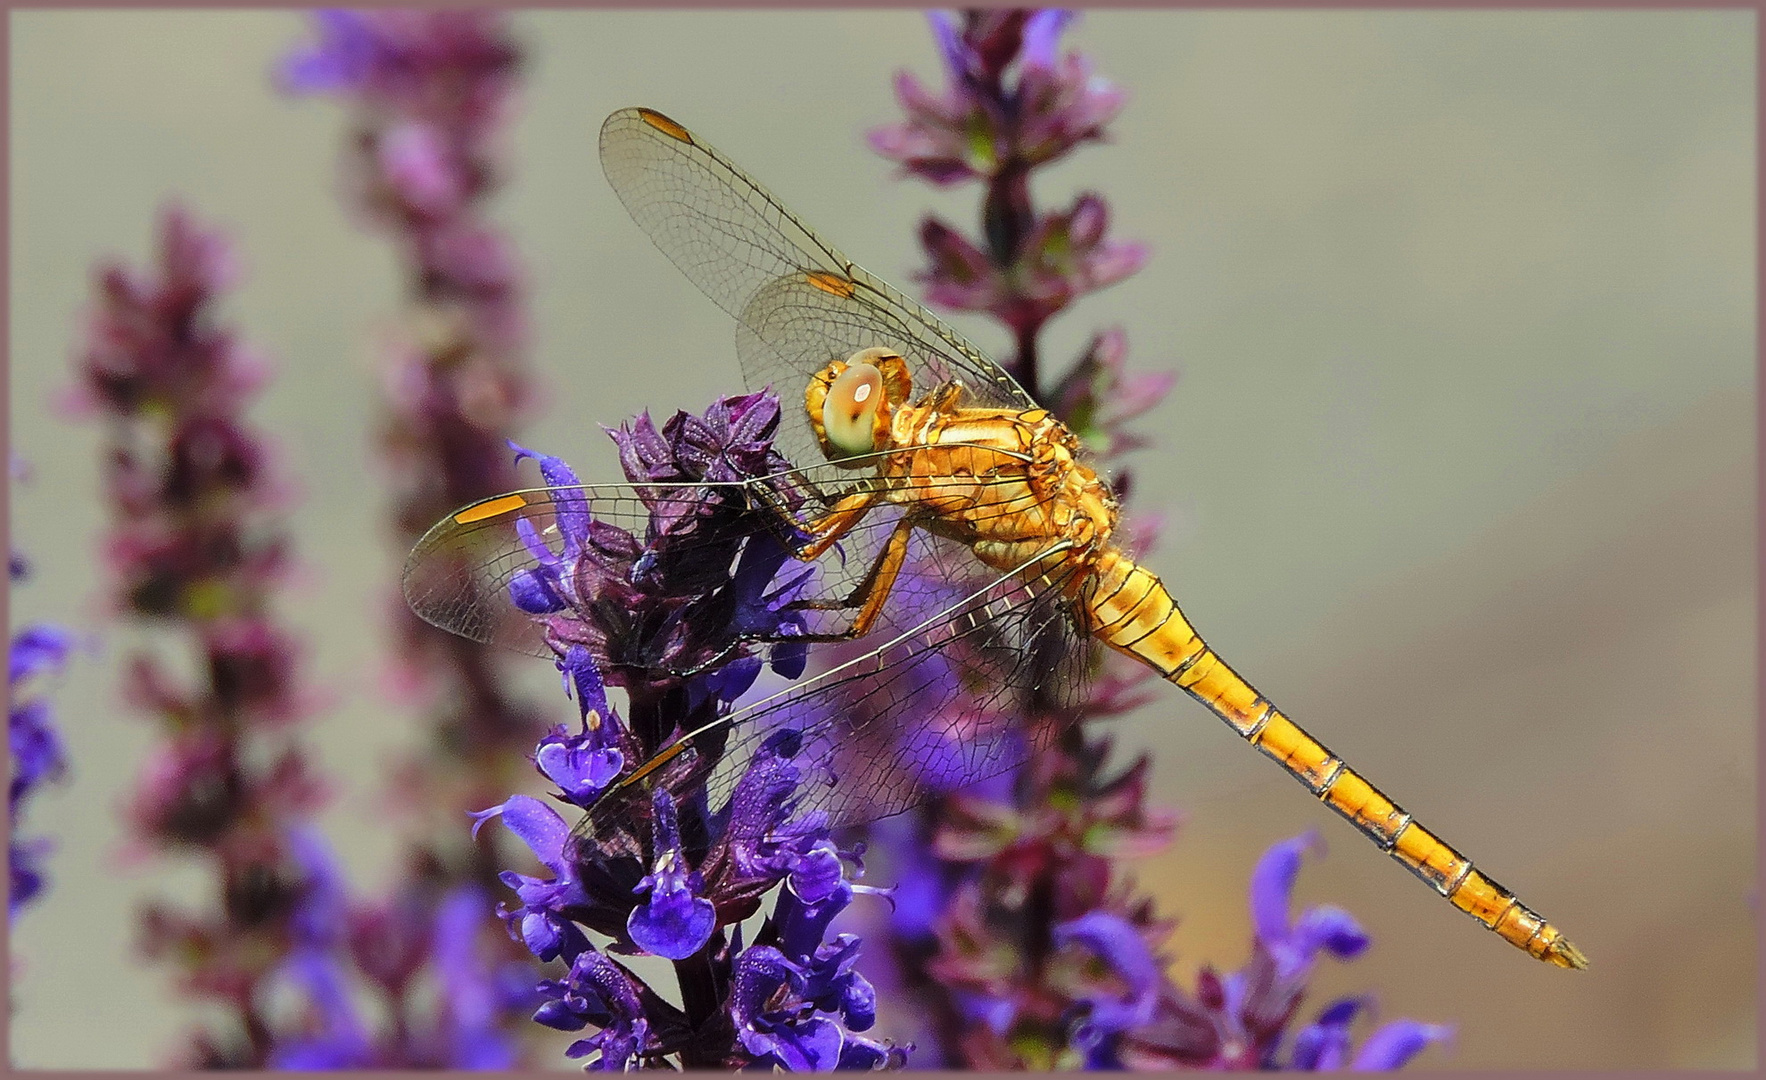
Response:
[806,347,911,464]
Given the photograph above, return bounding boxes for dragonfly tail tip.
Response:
[1545,936,1589,971]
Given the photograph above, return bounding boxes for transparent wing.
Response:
[402,453,1072,666]
[578,539,1098,844]
[599,106,1035,470]
[403,477,780,662]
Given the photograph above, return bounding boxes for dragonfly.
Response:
[404,106,1585,971]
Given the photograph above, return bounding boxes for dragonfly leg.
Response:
[784,513,917,640]
[795,489,882,560]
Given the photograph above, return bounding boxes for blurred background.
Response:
[8,8,1754,1070]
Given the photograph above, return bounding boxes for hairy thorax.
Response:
[879,398,1121,580]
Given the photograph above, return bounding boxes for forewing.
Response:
[599,106,1035,468]
[401,460,1068,663]
[404,476,824,661]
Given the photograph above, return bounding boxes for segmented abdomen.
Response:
[1079,547,1586,969]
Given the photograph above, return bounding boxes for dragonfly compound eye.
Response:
[822,362,884,457]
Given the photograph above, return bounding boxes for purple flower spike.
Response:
[483,397,909,1068]
[71,201,377,1065]
[859,13,1453,1071]
[1251,831,1371,977]
[626,790,715,960]
[276,10,542,1067]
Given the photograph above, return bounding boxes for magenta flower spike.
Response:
[71,204,337,1067]
[281,7,552,903]
[75,200,536,1066]
[871,9,1144,393]
[277,8,556,1064]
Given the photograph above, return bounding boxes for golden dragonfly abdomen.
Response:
[1082,547,1588,969]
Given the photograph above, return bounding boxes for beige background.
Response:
[8,8,1755,1070]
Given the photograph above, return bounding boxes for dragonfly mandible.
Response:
[404,106,1585,971]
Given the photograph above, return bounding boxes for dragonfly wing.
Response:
[599,107,1035,469]
[404,473,851,663]
[401,463,1065,665]
[585,535,1098,842]
[731,272,1031,474]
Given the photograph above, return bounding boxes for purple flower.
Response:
[533,646,625,806]
[1347,1017,1456,1070]
[277,10,383,94]
[731,947,847,1070]
[432,886,523,1069]
[731,876,899,1073]
[1099,833,1447,1071]
[1288,997,1363,1070]
[1284,996,1454,1071]
[626,790,716,960]
[543,949,662,1070]
[721,826,896,1070]
[8,615,72,921]
[472,794,590,963]
[714,729,816,878]
[1250,831,1371,979]
[1054,911,1162,1046]
[8,626,71,802]
[270,947,373,1069]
